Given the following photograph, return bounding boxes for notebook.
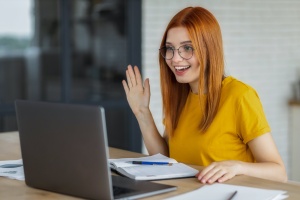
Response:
[15,100,177,200]
[109,153,198,180]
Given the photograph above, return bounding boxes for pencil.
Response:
[227,190,237,200]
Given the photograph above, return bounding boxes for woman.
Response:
[122,6,287,183]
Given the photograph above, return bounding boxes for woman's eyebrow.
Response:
[180,40,192,44]
[165,41,192,45]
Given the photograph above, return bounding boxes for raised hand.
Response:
[122,65,151,116]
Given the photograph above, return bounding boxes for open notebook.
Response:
[109,153,199,180]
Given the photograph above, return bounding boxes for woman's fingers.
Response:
[134,65,143,86]
[127,65,138,86]
[217,172,234,183]
[198,164,219,184]
[122,65,151,116]
[144,78,150,97]
[197,162,216,181]
[122,80,129,95]
[126,67,133,88]
[206,169,226,184]
[124,65,144,90]
[197,161,239,184]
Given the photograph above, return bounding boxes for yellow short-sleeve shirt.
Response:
[168,76,271,166]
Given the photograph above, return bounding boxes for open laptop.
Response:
[15,100,177,200]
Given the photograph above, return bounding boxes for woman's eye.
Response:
[183,45,193,51]
[166,46,174,51]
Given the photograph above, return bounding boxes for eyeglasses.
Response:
[159,45,194,60]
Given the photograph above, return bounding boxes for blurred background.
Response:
[0,0,142,152]
[0,0,300,181]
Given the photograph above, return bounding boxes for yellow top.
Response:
[169,76,271,166]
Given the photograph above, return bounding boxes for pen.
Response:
[131,161,172,165]
[227,190,237,200]
[0,164,23,168]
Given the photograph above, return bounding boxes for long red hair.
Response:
[159,7,224,137]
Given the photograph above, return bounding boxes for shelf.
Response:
[289,100,300,106]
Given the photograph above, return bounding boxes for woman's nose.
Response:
[172,49,183,62]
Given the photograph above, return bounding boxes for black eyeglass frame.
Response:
[159,45,195,60]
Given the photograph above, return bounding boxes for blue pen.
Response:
[0,164,23,168]
[131,161,172,165]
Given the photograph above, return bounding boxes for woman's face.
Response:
[165,26,200,93]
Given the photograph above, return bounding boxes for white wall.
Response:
[142,0,300,180]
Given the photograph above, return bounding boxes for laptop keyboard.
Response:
[113,186,135,196]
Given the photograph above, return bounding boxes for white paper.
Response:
[109,153,178,169]
[164,183,288,200]
[0,159,24,180]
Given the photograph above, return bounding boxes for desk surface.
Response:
[0,131,300,200]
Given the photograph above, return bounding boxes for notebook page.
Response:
[0,159,24,180]
[109,153,178,169]
[164,183,288,200]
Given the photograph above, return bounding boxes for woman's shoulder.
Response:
[222,76,258,97]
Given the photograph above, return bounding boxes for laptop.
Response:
[15,100,177,200]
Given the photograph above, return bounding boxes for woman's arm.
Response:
[122,65,169,156]
[196,132,287,183]
[241,132,287,181]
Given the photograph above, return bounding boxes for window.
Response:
[0,0,142,152]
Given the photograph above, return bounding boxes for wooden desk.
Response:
[1,131,300,200]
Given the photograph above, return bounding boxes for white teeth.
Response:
[175,66,190,70]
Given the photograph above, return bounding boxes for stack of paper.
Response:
[0,159,24,180]
[164,183,288,200]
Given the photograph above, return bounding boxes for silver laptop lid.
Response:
[15,100,113,199]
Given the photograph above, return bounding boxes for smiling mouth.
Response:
[175,66,191,72]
